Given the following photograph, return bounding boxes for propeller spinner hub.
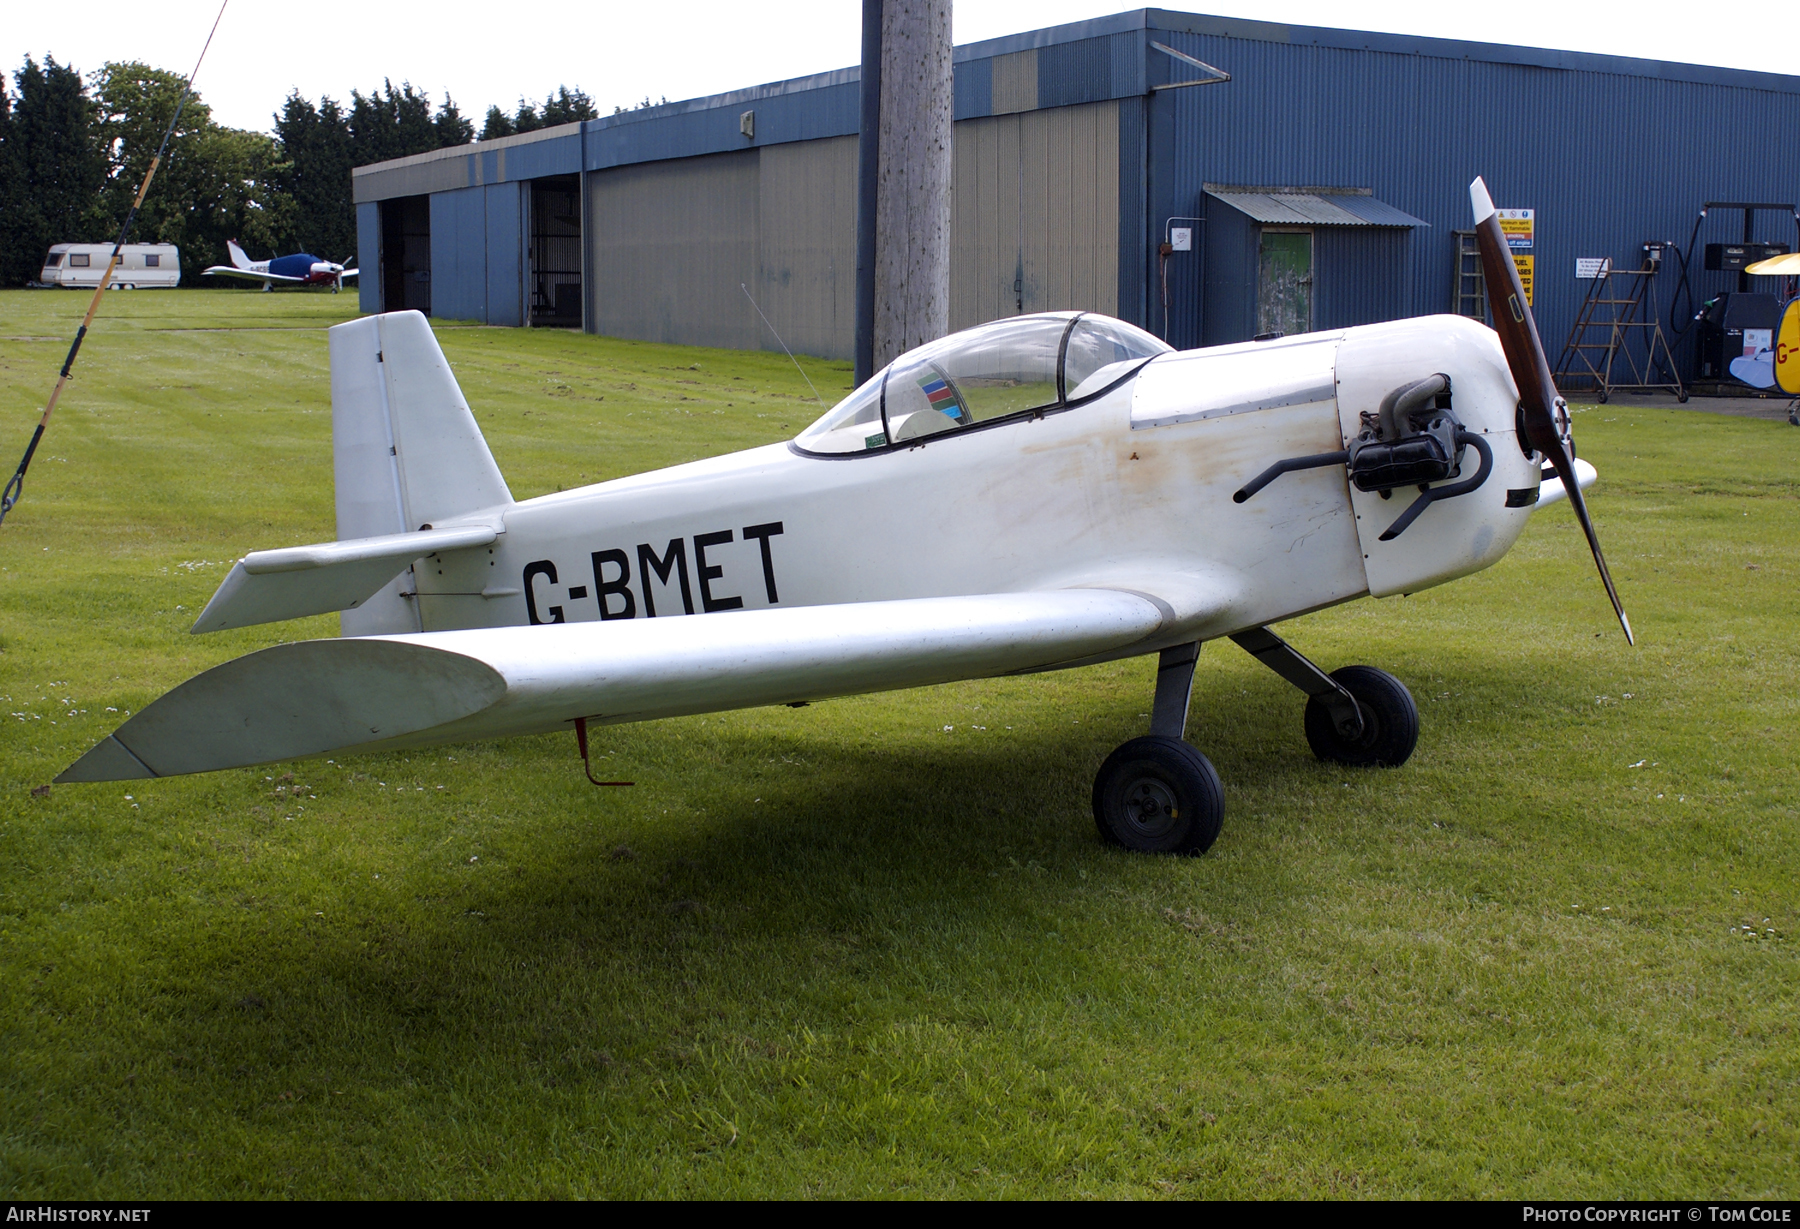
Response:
[1552,397,1572,449]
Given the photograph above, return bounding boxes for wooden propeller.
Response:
[1471,177,1634,645]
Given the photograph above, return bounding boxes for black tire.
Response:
[1303,665,1419,768]
[1092,736,1224,855]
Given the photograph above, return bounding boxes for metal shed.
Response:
[352,7,1800,368]
[1199,187,1429,343]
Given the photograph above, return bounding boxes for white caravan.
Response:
[38,244,181,289]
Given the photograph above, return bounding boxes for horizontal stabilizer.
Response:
[68,588,1185,781]
[190,525,498,634]
[1535,457,1597,509]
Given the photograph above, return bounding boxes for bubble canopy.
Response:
[794,312,1171,455]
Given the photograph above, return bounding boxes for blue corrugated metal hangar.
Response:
[352,7,1800,368]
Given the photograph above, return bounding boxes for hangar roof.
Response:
[981,8,1800,93]
[351,5,1800,204]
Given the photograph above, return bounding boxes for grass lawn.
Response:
[0,288,1795,1198]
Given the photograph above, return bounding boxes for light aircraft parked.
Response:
[60,179,1631,855]
[202,239,356,292]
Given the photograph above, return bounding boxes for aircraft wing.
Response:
[200,265,308,283]
[59,584,1233,782]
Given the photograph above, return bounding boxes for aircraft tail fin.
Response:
[227,238,254,269]
[328,311,514,634]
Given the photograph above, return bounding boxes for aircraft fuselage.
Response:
[410,316,1542,659]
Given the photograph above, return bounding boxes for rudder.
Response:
[328,310,513,634]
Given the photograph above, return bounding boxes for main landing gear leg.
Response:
[1092,641,1225,855]
[1150,640,1199,739]
[1229,627,1419,768]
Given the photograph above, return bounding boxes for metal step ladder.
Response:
[1451,230,1487,322]
[1554,255,1687,403]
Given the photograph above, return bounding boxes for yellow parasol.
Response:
[1745,251,1800,276]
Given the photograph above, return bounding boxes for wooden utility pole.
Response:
[855,0,953,382]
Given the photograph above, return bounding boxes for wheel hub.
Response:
[1123,775,1179,835]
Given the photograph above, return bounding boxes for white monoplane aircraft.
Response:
[202,239,357,292]
[60,180,1630,855]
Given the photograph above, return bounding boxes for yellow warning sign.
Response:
[1513,254,1535,306]
[1498,208,1535,249]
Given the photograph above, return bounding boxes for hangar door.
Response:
[429,184,526,326]
[950,101,1120,329]
[581,102,1121,355]
[586,140,858,359]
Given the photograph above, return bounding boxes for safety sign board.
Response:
[1513,254,1535,305]
[1499,209,1535,250]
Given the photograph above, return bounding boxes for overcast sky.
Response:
[2,0,1776,135]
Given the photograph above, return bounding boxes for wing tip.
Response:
[56,735,157,783]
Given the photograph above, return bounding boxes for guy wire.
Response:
[741,282,825,405]
[0,0,231,527]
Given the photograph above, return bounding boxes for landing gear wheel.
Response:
[1092,736,1223,855]
[1303,666,1419,768]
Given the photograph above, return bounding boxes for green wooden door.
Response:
[1257,229,1313,337]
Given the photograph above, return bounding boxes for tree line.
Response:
[0,57,611,286]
